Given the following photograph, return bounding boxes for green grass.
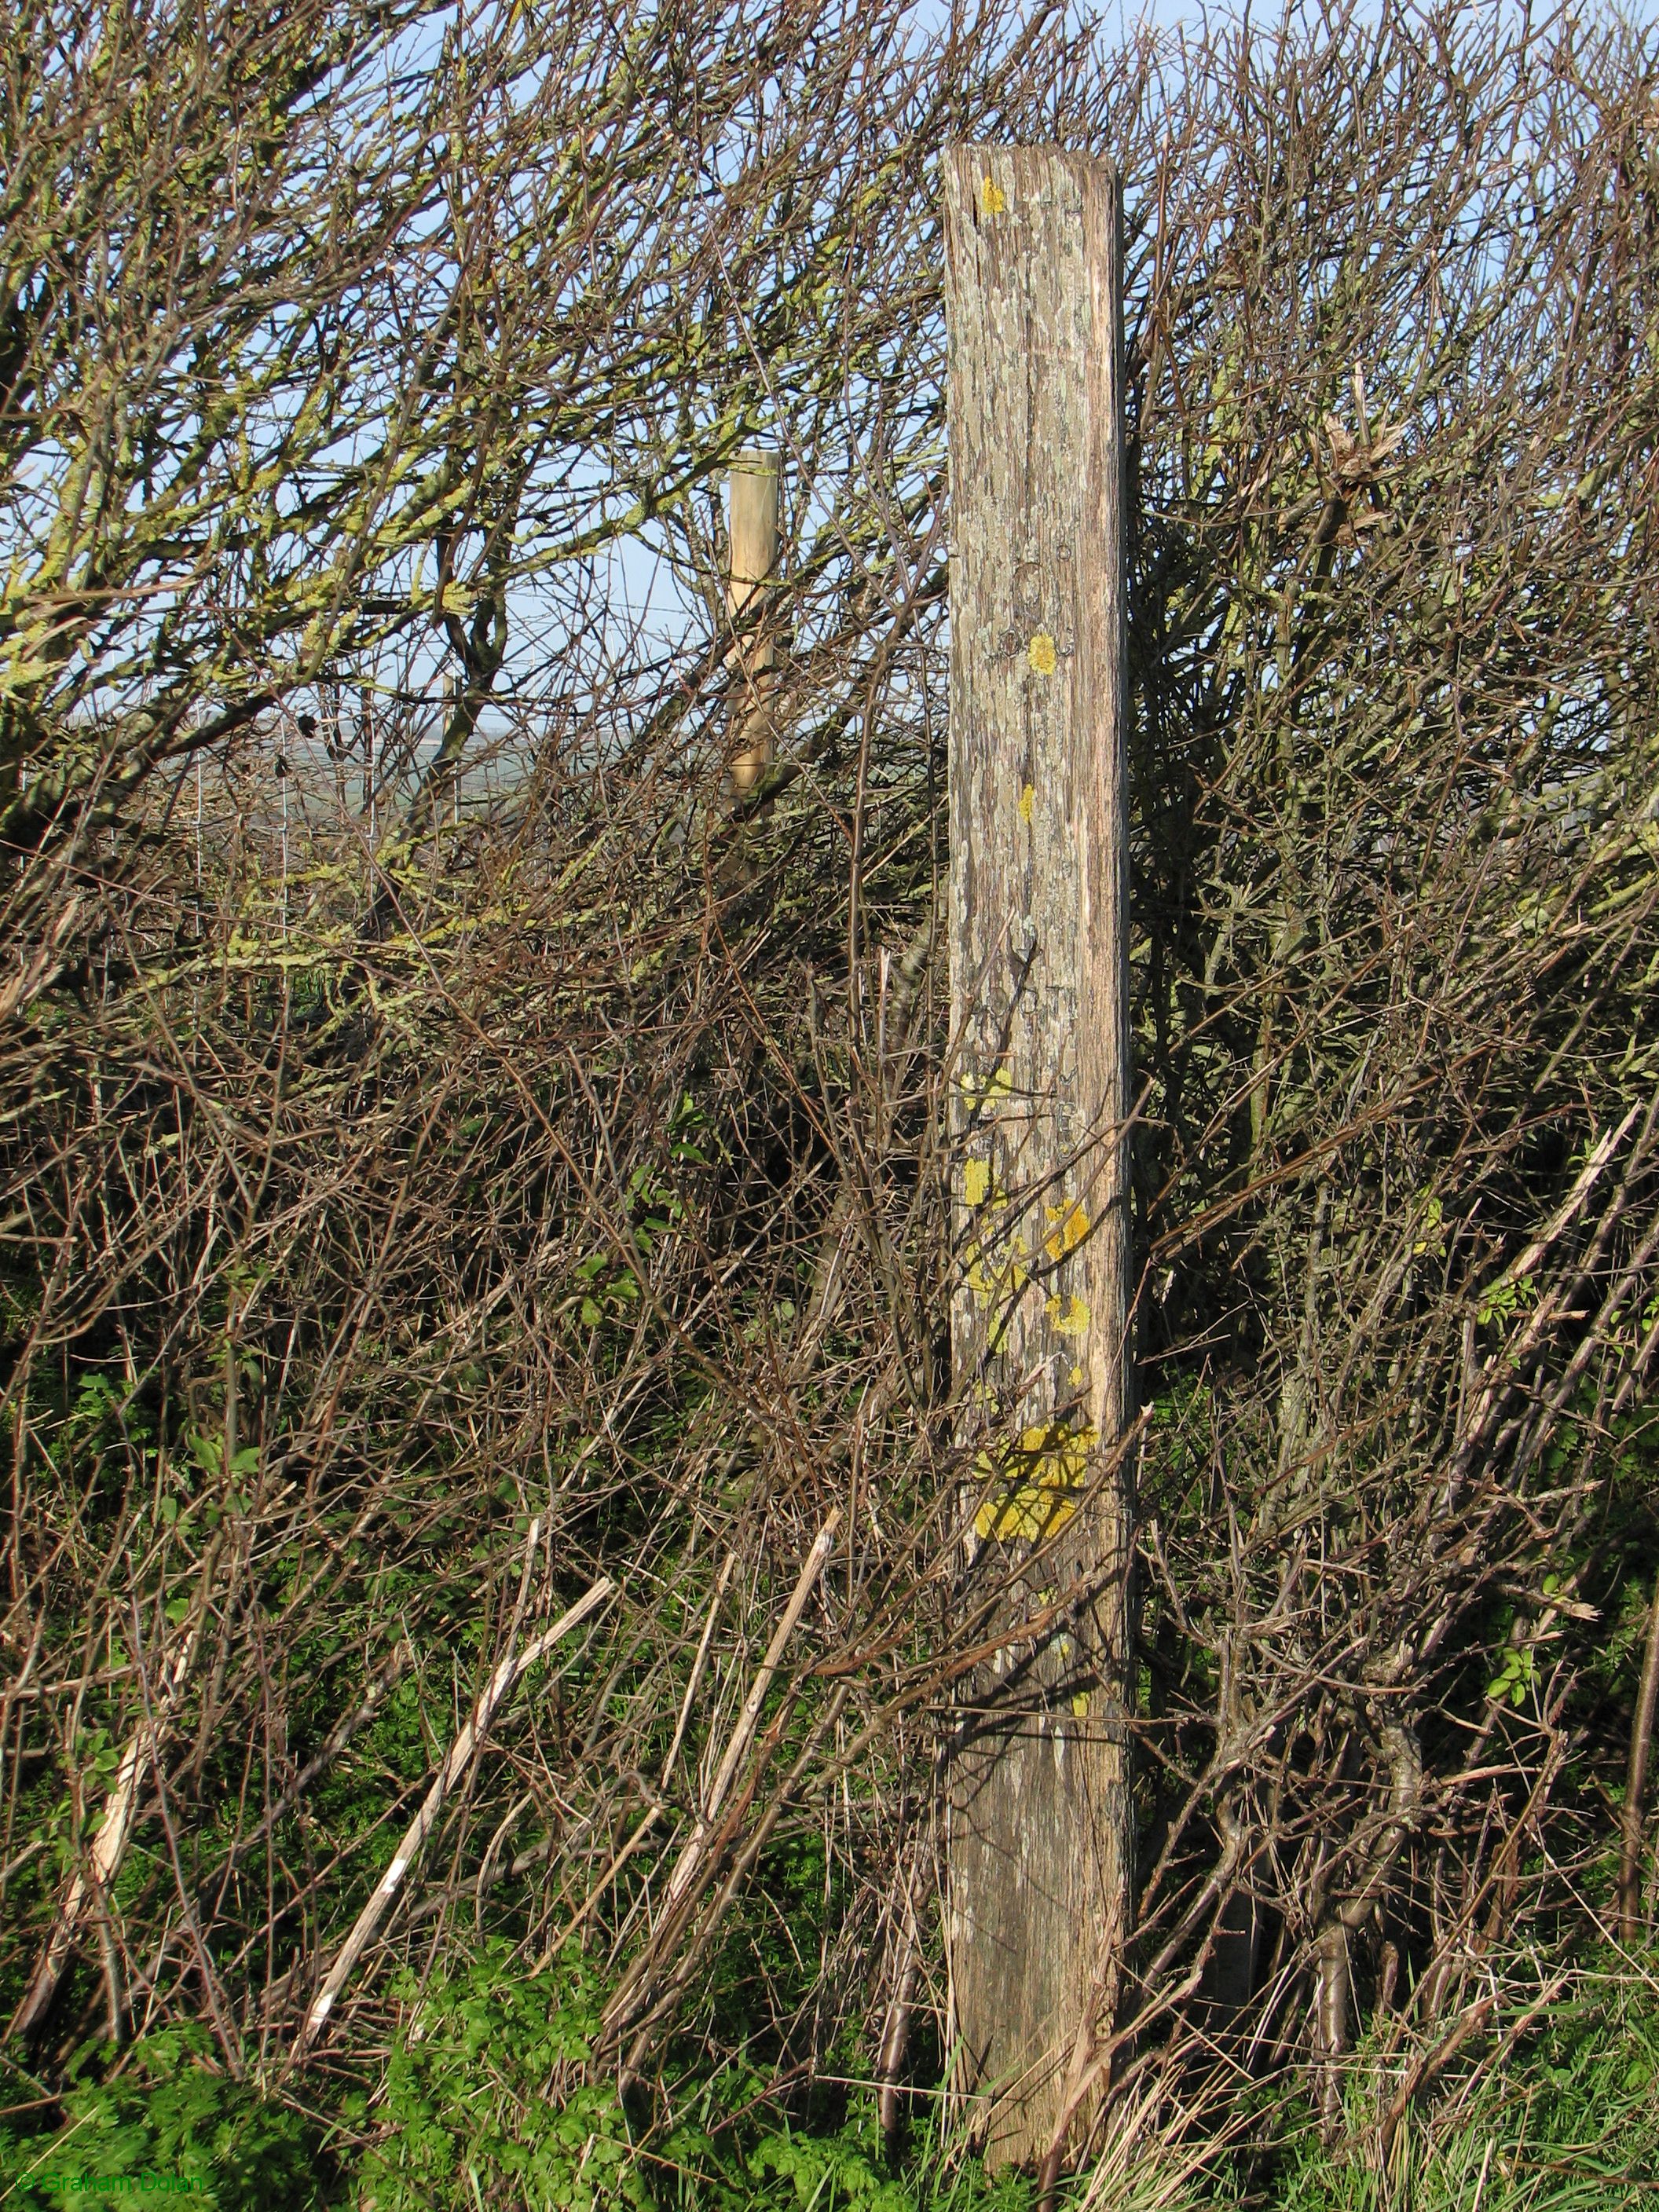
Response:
[4,1949,1657,2212]
[1257,1965,1659,2212]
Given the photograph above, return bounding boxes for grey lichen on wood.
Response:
[943,144,1133,2170]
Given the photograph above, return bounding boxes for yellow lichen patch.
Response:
[972,1421,1098,1542]
[960,1063,1013,1112]
[979,174,1007,216]
[1027,631,1057,676]
[962,1156,991,1209]
[1019,782,1035,824]
[1069,1364,1086,1389]
[964,1229,1030,1310]
[1044,1199,1088,1262]
[1044,1291,1091,1339]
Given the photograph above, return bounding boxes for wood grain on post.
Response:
[943,145,1133,2169]
[726,450,779,797]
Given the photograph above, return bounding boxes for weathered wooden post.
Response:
[726,449,780,797]
[942,146,1133,2168]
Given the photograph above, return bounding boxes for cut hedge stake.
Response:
[725,449,781,801]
